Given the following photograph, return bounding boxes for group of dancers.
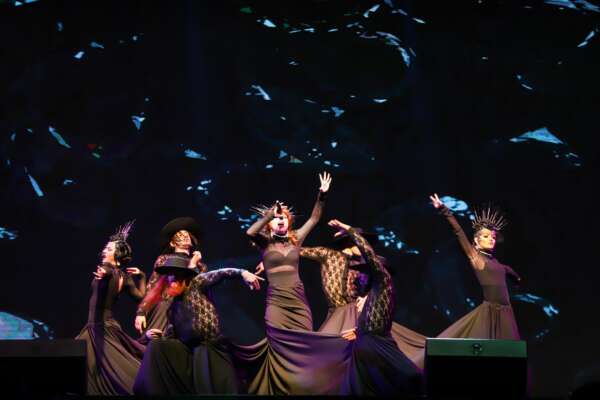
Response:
[76,172,522,396]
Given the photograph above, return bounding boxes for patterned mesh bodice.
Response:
[300,246,362,307]
[346,230,395,335]
[168,268,243,344]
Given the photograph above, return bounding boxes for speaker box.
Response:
[0,339,87,396]
[425,338,527,399]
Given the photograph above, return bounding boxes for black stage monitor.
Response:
[425,338,527,399]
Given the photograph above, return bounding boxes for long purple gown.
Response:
[300,245,426,366]
[75,262,146,395]
[412,205,521,368]
[435,205,520,340]
[339,228,423,396]
[231,191,353,395]
[134,268,248,395]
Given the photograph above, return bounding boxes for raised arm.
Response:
[246,207,275,248]
[295,172,331,243]
[430,194,485,270]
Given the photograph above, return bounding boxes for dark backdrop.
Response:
[1,0,599,397]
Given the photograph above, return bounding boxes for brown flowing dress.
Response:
[75,263,146,395]
[299,245,426,366]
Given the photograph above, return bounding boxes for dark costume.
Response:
[434,205,521,340]
[134,266,246,395]
[232,191,354,395]
[136,217,203,338]
[299,246,427,366]
[339,228,423,396]
[76,262,146,395]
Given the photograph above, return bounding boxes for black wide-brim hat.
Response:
[328,228,380,250]
[154,253,198,277]
[158,217,202,252]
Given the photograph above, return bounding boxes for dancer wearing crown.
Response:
[428,193,522,340]
[75,222,147,395]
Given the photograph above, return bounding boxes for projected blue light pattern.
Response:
[131,115,145,131]
[544,0,600,13]
[0,312,54,340]
[0,227,18,240]
[509,127,582,167]
[439,195,472,218]
[510,127,564,144]
[374,226,420,254]
[184,149,208,160]
[48,126,71,148]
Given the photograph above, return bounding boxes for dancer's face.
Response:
[101,241,117,265]
[170,230,193,251]
[474,228,497,251]
[269,212,289,236]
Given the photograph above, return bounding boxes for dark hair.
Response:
[113,240,133,266]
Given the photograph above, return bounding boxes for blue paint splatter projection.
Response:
[0,227,18,240]
[0,312,54,340]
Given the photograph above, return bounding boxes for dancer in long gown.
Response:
[429,193,521,340]
[304,233,426,364]
[323,220,423,396]
[134,217,202,341]
[75,222,147,395]
[133,253,263,395]
[232,172,356,395]
[255,229,426,366]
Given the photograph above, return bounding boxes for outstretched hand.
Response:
[429,193,444,209]
[328,219,351,237]
[319,171,332,193]
[126,267,143,275]
[241,270,265,291]
[93,265,107,280]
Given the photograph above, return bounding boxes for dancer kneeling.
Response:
[133,252,263,395]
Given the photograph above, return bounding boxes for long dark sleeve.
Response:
[246,210,274,248]
[191,268,245,290]
[295,191,327,244]
[505,265,522,284]
[439,205,485,270]
[299,246,328,263]
[125,272,146,301]
[348,228,394,335]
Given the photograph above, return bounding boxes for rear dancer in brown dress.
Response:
[428,193,521,340]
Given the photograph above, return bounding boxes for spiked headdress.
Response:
[472,205,507,233]
[252,201,296,222]
[109,220,135,242]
